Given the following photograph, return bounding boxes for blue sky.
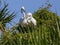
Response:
[1,0,60,28]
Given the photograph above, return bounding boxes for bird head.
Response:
[27,12,32,17]
[21,6,25,13]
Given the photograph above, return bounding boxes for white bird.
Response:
[20,6,37,25]
[20,6,28,25]
[21,6,26,17]
[27,13,37,26]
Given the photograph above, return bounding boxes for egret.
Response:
[20,6,37,25]
[20,6,28,25]
[27,13,37,26]
[21,6,26,17]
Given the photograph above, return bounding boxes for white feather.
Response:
[20,7,37,25]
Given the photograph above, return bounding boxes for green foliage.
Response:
[0,4,15,26]
[0,4,16,33]
[15,23,36,33]
[33,8,58,26]
[32,8,60,45]
[0,3,60,45]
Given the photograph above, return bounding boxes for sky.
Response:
[1,0,60,28]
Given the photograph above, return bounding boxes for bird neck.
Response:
[22,12,26,18]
